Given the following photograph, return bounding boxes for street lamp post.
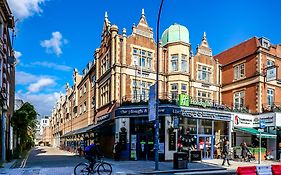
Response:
[155,0,165,171]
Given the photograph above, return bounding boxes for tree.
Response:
[11,102,38,154]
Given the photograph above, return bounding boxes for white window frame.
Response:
[267,60,274,67]
[197,90,211,102]
[197,64,212,83]
[181,83,187,94]
[181,54,188,73]
[132,48,153,69]
[267,88,274,106]
[170,54,178,72]
[234,91,245,109]
[234,63,245,80]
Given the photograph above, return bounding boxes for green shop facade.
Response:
[114,94,232,161]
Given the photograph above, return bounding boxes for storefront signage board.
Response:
[116,106,231,121]
[178,94,227,110]
[253,113,275,127]
[233,113,253,127]
[178,94,189,106]
[97,114,110,123]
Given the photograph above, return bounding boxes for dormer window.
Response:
[260,37,270,49]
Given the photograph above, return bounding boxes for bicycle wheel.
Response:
[74,163,90,175]
[97,162,112,175]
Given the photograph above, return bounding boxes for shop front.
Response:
[173,107,231,160]
[115,105,172,160]
[115,105,232,161]
[231,112,277,160]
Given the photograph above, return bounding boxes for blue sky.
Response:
[8,0,281,116]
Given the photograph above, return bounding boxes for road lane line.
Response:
[20,149,32,168]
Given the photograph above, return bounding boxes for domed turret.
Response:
[161,23,189,46]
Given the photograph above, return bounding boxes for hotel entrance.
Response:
[198,136,213,159]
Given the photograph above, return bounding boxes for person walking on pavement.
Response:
[222,140,231,166]
[113,142,121,161]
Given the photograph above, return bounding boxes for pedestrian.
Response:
[222,140,231,166]
[113,142,121,161]
[241,142,250,162]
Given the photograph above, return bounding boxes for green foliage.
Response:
[11,102,38,154]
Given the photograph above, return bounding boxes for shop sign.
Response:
[174,108,231,121]
[116,107,173,117]
[266,66,277,82]
[97,114,110,123]
[233,114,253,127]
[116,106,231,121]
[253,115,275,127]
[178,94,227,110]
[178,94,189,106]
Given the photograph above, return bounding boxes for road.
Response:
[14,146,82,168]
[6,146,235,175]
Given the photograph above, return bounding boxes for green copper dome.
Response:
[161,24,189,46]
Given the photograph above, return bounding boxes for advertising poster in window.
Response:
[130,135,137,160]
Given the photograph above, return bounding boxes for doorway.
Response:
[198,136,213,159]
[137,134,154,160]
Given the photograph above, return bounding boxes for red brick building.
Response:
[215,37,281,114]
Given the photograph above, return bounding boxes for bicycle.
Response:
[74,156,112,175]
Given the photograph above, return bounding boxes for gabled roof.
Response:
[214,37,260,66]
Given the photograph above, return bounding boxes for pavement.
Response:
[0,146,280,175]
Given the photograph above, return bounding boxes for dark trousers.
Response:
[222,154,230,165]
[85,155,96,169]
[114,152,120,161]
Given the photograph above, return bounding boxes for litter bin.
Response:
[173,152,188,169]
[190,151,201,161]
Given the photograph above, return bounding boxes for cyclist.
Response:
[84,140,102,170]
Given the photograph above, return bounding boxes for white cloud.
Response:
[14,51,22,64]
[7,0,46,20]
[32,61,72,71]
[16,71,38,85]
[28,78,55,93]
[40,31,68,56]
[16,91,60,116]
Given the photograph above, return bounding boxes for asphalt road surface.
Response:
[14,146,82,168]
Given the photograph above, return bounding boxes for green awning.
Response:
[235,127,277,139]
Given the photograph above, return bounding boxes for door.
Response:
[198,136,213,159]
[137,134,154,160]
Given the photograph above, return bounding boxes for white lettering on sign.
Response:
[97,114,110,123]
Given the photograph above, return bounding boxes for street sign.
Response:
[259,120,265,129]
[148,84,156,122]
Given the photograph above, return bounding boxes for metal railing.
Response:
[121,93,249,112]
[262,103,281,112]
